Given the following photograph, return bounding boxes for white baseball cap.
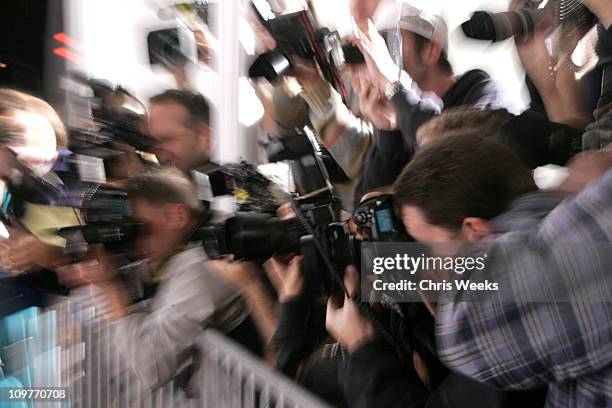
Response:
[374,1,448,53]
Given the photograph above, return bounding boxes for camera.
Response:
[67,77,155,184]
[60,186,141,260]
[248,1,364,88]
[200,124,354,294]
[197,125,413,359]
[71,78,152,151]
[353,194,410,242]
[148,1,216,69]
[260,127,350,192]
[200,184,348,293]
[461,0,596,43]
[200,128,410,296]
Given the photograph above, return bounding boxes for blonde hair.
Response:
[0,88,67,150]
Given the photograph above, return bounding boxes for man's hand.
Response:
[513,15,554,86]
[581,0,612,29]
[0,230,66,274]
[353,71,398,130]
[55,245,118,287]
[252,21,277,51]
[594,102,612,120]
[206,258,263,292]
[276,202,296,220]
[558,147,612,193]
[109,142,144,180]
[326,265,375,353]
[352,19,400,90]
[265,255,304,302]
[193,25,218,65]
[512,0,591,128]
[291,58,326,92]
[208,257,281,351]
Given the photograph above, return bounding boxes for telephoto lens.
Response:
[201,212,307,261]
[461,9,544,42]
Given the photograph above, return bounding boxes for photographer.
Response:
[211,251,349,405]
[388,127,612,404]
[258,0,388,211]
[147,89,218,204]
[208,204,348,405]
[80,169,260,402]
[326,134,548,408]
[0,89,80,310]
[350,2,518,202]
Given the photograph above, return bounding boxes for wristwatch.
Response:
[383,70,411,101]
[383,80,403,100]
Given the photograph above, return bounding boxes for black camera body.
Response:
[199,123,354,295]
[198,123,414,358]
[200,132,409,297]
[60,187,141,260]
[67,77,153,184]
[353,194,409,242]
[72,79,152,151]
[248,4,363,94]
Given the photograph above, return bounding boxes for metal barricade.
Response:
[2,291,331,408]
[197,330,332,408]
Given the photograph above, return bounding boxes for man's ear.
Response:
[195,123,211,153]
[459,217,490,242]
[423,41,443,68]
[164,203,192,230]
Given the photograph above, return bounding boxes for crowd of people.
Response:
[1,0,612,407]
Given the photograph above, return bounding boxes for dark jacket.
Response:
[272,296,348,407]
[355,69,509,203]
[340,334,547,408]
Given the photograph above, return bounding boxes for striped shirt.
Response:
[436,170,612,407]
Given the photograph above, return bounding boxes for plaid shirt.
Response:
[436,170,612,407]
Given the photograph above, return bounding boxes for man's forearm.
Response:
[535,66,589,128]
[583,0,612,28]
[242,281,279,348]
[272,297,320,377]
[390,81,442,150]
[301,83,373,179]
[98,279,129,321]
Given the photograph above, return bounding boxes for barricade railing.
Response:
[1,292,332,408]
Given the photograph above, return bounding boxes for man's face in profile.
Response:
[148,101,208,172]
[131,197,185,263]
[401,204,457,244]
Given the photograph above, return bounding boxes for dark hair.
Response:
[127,168,204,216]
[392,134,536,231]
[416,107,511,145]
[418,108,581,169]
[412,33,453,76]
[150,89,211,127]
